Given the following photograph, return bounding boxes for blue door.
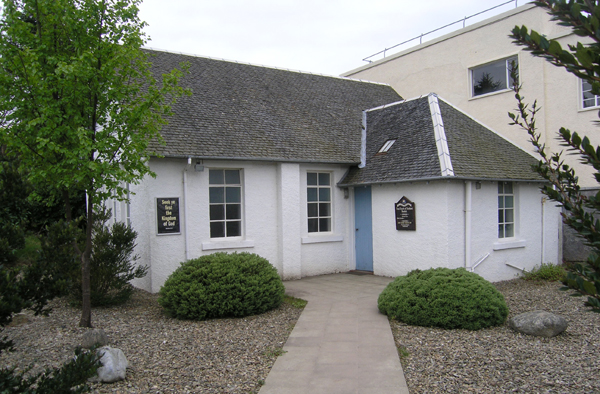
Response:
[354,186,373,271]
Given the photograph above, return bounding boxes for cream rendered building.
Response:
[344,3,600,189]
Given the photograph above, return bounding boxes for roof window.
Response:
[377,139,396,154]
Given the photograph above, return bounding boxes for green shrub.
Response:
[159,252,284,320]
[40,208,147,307]
[521,263,566,282]
[378,268,508,330]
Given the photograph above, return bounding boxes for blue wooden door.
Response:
[354,186,373,272]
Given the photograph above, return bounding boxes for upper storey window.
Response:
[581,79,600,109]
[471,56,518,97]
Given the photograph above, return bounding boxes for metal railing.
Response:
[362,0,522,63]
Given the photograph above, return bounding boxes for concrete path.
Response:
[259,273,409,394]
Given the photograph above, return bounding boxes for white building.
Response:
[343,2,594,261]
[343,3,599,188]
[111,49,561,293]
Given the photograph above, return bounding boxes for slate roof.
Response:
[145,49,402,163]
[338,93,543,186]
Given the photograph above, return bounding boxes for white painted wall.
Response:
[125,158,353,292]
[369,180,561,282]
[345,4,600,187]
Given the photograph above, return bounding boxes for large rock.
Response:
[81,328,109,349]
[94,346,128,383]
[509,310,568,338]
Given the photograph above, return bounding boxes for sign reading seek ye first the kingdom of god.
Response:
[157,198,180,234]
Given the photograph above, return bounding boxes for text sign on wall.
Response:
[157,198,180,234]
[395,196,416,231]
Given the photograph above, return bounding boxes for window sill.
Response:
[468,88,513,101]
[578,105,600,113]
[301,234,344,244]
[493,239,526,250]
[202,239,255,251]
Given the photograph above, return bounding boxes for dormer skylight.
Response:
[378,139,396,154]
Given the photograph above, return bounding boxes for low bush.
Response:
[378,267,508,330]
[40,208,147,307]
[521,263,566,282]
[159,252,284,320]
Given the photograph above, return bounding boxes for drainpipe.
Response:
[464,181,472,268]
[183,157,192,261]
[541,196,546,264]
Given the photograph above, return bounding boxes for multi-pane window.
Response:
[209,169,242,238]
[307,172,331,233]
[581,79,600,108]
[498,182,514,238]
[471,56,518,97]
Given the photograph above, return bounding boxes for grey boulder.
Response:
[81,328,109,349]
[94,346,128,383]
[509,310,568,338]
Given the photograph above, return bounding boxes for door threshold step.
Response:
[347,270,374,276]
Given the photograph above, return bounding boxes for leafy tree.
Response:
[508,0,600,312]
[0,0,188,327]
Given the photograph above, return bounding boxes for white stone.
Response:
[95,346,128,383]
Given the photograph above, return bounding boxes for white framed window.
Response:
[581,79,600,108]
[498,181,515,238]
[307,172,332,233]
[471,56,518,97]
[209,169,242,238]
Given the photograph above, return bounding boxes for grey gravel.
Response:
[0,289,302,394]
[390,279,600,394]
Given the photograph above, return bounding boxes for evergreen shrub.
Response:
[378,267,508,330]
[159,252,284,320]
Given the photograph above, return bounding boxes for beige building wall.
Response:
[344,4,600,188]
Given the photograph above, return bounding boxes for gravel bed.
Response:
[390,279,600,394]
[0,289,302,394]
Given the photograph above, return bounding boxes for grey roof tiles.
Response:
[338,94,543,186]
[145,49,402,163]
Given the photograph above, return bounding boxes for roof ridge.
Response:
[142,46,392,87]
[428,93,454,177]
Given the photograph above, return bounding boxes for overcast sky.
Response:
[138,0,526,76]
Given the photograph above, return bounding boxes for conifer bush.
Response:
[378,268,508,330]
[159,252,284,320]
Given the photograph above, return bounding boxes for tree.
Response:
[0,0,188,326]
[508,0,600,312]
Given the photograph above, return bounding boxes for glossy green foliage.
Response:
[159,253,285,320]
[509,0,600,312]
[378,268,509,330]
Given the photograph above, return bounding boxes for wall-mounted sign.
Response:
[157,198,180,234]
[395,196,416,231]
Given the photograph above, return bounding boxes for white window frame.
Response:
[581,78,600,109]
[208,169,243,239]
[307,172,332,233]
[498,181,515,239]
[470,56,518,98]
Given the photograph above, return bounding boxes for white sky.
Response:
[138,0,525,76]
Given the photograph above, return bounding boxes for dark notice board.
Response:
[157,197,180,234]
[395,196,416,231]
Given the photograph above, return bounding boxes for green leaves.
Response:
[509,0,600,313]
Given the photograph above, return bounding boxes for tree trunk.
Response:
[79,192,93,328]
[64,190,72,223]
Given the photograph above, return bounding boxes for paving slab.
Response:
[259,273,409,394]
